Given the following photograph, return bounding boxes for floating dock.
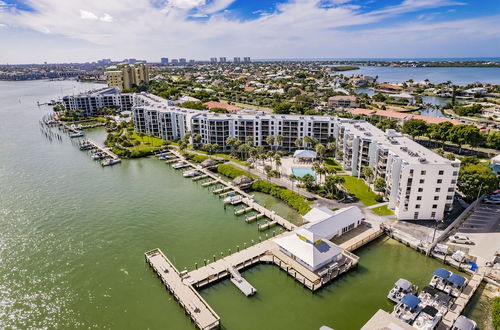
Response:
[228,267,256,296]
[85,139,120,160]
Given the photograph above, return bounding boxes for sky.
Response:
[0,0,499,64]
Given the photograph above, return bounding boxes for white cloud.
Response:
[168,0,205,9]
[100,13,113,22]
[80,9,99,20]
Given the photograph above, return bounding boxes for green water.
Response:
[0,80,484,329]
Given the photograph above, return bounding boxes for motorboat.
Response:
[223,194,242,204]
[79,142,93,150]
[69,130,85,138]
[183,169,201,178]
[392,294,423,324]
[429,268,451,291]
[452,315,477,330]
[101,158,121,167]
[444,274,467,297]
[418,286,438,306]
[412,305,441,330]
[91,152,106,160]
[432,292,453,315]
[172,161,187,169]
[387,278,416,303]
[158,153,168,160]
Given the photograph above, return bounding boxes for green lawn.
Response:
[130,132,165,147]
[341,176,379,206]
[213,153,248,166]
[323,157,344,172]
[371,205,394,216]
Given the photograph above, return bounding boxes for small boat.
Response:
[79,142,93,150]
[452,315,476,330]
[69,130,85,138]
[418,286,438,307]
[392,294,422,324]
[224,194,242,204]
[158,153,168,160]
[444,274,467,297]
[412,305,441,330]
[91,152,106,160]
[431,292,453,315]
[429,268,451,291]
[172,161,187,169]
[101,158,121,167]
[183,170,201,178]
[388,279,416,303]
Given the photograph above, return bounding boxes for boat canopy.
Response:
[436,293,452,304]
[448,274,466,287]
[395,278,412,291]
[422,286,438,296]
[421,305,438,317]
[453,315,476,330]
[433,268,451,279]
[401,294,420,309]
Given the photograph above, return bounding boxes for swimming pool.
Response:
[291,167,316,180]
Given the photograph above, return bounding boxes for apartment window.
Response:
[419,179,425,184]
[416,204,421,209]
[431,212,436,218]
[421,170,426,175]
[453,171,458,176]
[409,169,414,175]
[432,204,438,209]
[437,179,442,184]
[414,212,419,219]
[418,188,423,192]
[435,188,441,192]
[451,180,457,184]
[448,187,454,192]
[446,195,453,200]
[438,170,444,175]
[417,196,422,201]
[434,196,439,200]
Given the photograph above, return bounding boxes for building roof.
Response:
[395,279,412,291]
[351,108,377,116]
[329,95,357,101]
[273,229,343,269]
[203,101,241,112]
[411,114,462,125]
[303,206,364,238]
[293,149,317,158]
[379,83,403,91]
[401,294,420,309]
[433,268,451,279]
[375,110,411,120]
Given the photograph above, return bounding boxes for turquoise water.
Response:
[292,167,317,180]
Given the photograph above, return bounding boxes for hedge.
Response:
[251,180,311,215]
[217,164,254,179]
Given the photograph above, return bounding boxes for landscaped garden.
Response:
[105,129,167,158]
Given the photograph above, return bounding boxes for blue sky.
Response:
[0,0,499,63]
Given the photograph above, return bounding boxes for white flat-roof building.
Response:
[302,206,364,240]
[62,87,134,116]
[273,228,344,272]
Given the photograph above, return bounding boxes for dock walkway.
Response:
[229,267,256,296]
[145,249,220,330]
[86,139,119,160]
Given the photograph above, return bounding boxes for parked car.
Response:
[448,235,473,245]
[484,198,500,205]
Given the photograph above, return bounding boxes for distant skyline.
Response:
[0,0,499,64]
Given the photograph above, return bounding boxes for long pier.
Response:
[145,249,220,330]
[85,139,120,160]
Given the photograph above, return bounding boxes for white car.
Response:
[448,235,473,245]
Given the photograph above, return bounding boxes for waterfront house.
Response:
[302,206,364,240]
[328,95,359,108]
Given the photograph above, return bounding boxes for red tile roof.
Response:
[203,101,241,112]
[375,110,411,119]
[379,83,403,91]
[351,108,376,116]
[411,115,462,125]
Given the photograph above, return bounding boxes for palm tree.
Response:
[265,135,275,151]
[326,141,336,158]
[238,143,250,160]
[274,154,282,172]
[264,165,272,181]
[315,143,326,160]
[289,174,297,192]
[275,135,284,151]
[303,136,313,149]
[294,138,303,149]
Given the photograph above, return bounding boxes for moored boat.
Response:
[388,278,416,303]
[429,268,451,291]
[101,158,121,167]
[444,274,467,297]
[452,315,477,330]
[69,130,85,138]
[392,294,422,324]
[223,194,242,204]
[183,169,201,178]
[412,305,441,330]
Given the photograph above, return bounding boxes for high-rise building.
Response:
[219,57,227,63]
[233,57,241,63]
[210,57,217,63]
[189,59,195,65]
[171,59,179,64]
[105,62,149,91]
[161,57,169,64]
[179,58,187,65]
[243,57,251,62]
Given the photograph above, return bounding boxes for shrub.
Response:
[375,194,384,203]
[217,164,253,179]
[251,180,311,215]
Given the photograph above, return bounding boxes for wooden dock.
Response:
[234,207,253,215]
[228,267,256,296]
[86,139,119,160]
[245,213,265,223]
[145,249,220,330]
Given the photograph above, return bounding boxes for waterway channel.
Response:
[0,80,487,329]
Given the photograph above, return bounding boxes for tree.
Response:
[275,135,284,151]
[265,135,275,150]
[300,174,316,190]
[324,175,345,198]
[374,177,386,192]
[238,143,250,160]
[203,143,219,156]
[487,130,500,150]
[315,143,326,160]
[289,174,298,192]
[226,137,239,156]
[402,119,428,140]
[458,163,499,202]
[295,138,303,149]
[326,141,336,157]
[180,101,207,110]
[362,166,374,183]
[264,165,273,181]
[448,125,484,153]
[304,136,313,149]
[273,102,293,114]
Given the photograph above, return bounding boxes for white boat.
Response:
[69,130,85,138]
[172,161,187,169]
[101,158,121,167]
[388,278,415,303]
[431,292,453,315]
[444,274,467,297]
[223,194,242,204]
[418,286,438,307]
[412,306,441,330]
[429,268,451,291]
[183,170,201,178]
[452,315,476,330]
[392,294,422,324]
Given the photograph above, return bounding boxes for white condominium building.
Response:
[130,92,460,221]
[62,87,134,116]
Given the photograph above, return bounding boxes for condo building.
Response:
[105,62,149,90]
[62,87,134,116]
[123,92,459,221]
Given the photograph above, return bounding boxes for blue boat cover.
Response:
[467,262,478,271]
[448,274,466,287]
[433,268,451,279]
[402,294,420,309]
